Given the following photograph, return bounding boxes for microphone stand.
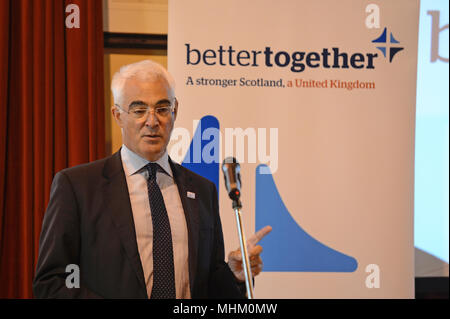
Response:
[222,157,253,299]
[232,199,254,299]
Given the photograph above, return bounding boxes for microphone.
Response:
[221,157,253,298]
[222,157,242,208]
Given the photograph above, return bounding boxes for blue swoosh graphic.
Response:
[255,164,358,272]
[181,115,220,193]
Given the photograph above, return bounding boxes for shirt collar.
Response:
[120,144,173,177]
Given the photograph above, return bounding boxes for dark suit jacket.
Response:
[33,151,244,299]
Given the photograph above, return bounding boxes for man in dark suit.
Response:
[33,60,270,298]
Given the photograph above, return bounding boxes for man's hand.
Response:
[228,225,272,282]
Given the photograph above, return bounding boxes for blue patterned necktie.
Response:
[145,162,176,299]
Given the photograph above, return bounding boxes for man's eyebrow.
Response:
[154,99,172,106]
[128,99,172,109]
[128,100,148,108]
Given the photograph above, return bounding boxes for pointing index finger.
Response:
[247,225,272,247]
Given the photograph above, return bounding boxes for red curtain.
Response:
[0,0,105,298]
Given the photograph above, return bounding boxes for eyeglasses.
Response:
[115,101,175,120]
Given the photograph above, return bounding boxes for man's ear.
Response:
[173,98,178,121]
[111,106,123,128]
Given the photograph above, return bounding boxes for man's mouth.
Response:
[142,134,161,139]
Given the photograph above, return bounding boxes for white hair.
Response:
[111,60,176,105]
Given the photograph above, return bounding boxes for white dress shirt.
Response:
[120,145,190,299]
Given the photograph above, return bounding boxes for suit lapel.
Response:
[169,158,200,295]
[102,151,147,295]
[101,152,200,296]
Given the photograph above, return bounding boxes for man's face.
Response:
[112,77,178,161]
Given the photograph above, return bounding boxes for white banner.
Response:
[168,0,419,298]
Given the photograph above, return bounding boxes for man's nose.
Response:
[144,111,159,127]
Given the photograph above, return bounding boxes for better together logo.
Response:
[372,27,405,63]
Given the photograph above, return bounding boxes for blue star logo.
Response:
[372,27,404,62]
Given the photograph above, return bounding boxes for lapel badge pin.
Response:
[187,191,196,199]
